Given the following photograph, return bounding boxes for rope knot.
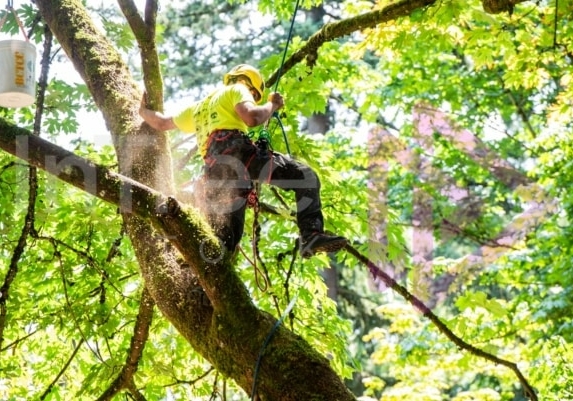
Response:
[247,188,259,211]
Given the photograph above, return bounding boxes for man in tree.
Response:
[139,64,347,258]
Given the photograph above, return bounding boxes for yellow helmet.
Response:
[223,64,265,103]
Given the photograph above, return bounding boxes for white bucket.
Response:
[0,40,36,108]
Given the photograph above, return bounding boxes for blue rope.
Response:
[273,112,291,156]
[250,293,299,400]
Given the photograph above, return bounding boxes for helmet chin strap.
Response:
[237,78,261,103]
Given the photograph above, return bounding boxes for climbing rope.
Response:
[242,182,272,293]
[273,0,300,94]
[272,113,291,155]
[250,292,299,400]
[0,0,29,41]
[258,0,301,157]
[237,244,268,293]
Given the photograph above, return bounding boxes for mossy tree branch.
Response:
[266,0,438,87]
[265,0,533,86]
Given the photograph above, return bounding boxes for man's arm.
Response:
[235,92,284,127]
[139,93,177,131]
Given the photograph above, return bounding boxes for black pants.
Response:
[201,130,324,251]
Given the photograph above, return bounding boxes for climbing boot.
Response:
[300,232,347,259]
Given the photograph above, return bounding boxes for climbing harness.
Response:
[243,181,275,293]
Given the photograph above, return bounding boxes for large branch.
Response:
[267,0,437,87]
[266,0,533,87]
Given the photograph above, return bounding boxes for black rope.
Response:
[272,111,291,156]
[273,0,300,93]
[266,0,300,157]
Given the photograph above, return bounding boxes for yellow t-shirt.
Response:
[173,84,255,157]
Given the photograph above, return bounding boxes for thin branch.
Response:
[39,339,85,400]
[269,186,291,212]
[34,25,53,136]
[97,288,155,401]
[0,161,18,176]
[144,0,158,28]
[56,249,103,361]
[496,74,538,139]
[35,234,127,297]
[440,217,519,250]
[101,228,126,303]
[117,0,147,37]
[0,329,38,352]
[118,0,162,109]
[209,370,220,401]
[166,366,215,388]
[345,243,538,401]
[0,211,29,350]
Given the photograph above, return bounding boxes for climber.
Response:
[139,64,347,259]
